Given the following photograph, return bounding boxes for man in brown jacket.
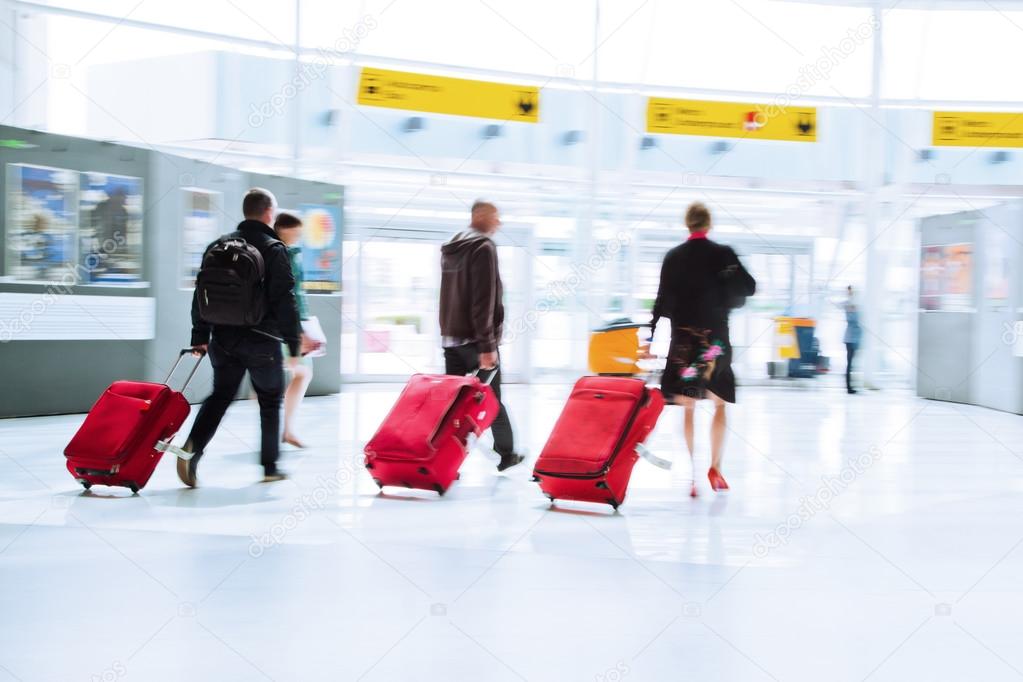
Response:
[439,200,523,472]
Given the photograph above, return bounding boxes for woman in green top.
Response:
[275,212,315,448]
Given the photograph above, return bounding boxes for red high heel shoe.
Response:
[707,467,729,492]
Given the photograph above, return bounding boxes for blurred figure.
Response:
[274,212,317,448]
[647,202,755,494]
[439,200,524,472]
[177,188,302,486]
[843,285,862,394]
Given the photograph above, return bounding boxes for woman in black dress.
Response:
[647,202,756,494]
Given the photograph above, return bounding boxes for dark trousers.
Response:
[845,343,857,391]
[443,344,515,456]
[186,333,285,473]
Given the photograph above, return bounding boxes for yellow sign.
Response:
[357,67,539,123]
[646,97,817,142]
[932,111,1023,147]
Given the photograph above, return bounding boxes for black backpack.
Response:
[196,236,268,326]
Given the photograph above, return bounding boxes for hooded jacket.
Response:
[439,230,504,353]
[191,219,303,357]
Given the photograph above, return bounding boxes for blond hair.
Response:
[685,202,711,232]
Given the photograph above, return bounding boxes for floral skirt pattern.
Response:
[660,326,737,403]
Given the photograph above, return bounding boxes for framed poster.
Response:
[298,203,341,292]
[181,188,222,288]
[79,172,143,283]
[4,163,79,283]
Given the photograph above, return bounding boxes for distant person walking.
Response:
[176,188,302,486]
[439,200,524,472]
[647,202,756,494]
[843,285,862,394]
[274,212,320,448]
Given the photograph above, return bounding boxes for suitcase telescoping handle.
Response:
[163,348,208,392]
[470,364,498,387]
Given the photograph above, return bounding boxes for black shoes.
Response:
[496,453,525,472]
[261,468,288,483]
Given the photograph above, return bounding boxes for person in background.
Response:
[843,285,862,394]
[274,212,318,447]
[439,200,524,472]
[646,202,756,495]
[176,188,302,486]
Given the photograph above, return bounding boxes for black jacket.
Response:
[439,230,504,353]
[191,219,303,357]
[650,237,756,339]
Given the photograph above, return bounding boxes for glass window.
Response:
[33,0,297,45]
[598,0,873,97]
[319,0,595,76]
[883,8,1023,101]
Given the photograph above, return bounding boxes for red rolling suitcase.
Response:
[64,349,205,494]
[532,376,664,510]
[364,371,499,496]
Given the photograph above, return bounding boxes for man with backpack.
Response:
[176,188,302,486]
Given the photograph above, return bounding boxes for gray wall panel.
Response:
[916,211,976,404]
[0,126,150,416]
[970,202,1023,414]
[0,126,344,417]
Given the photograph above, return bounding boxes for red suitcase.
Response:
[364,372,499,496]
[532,376,664,510]
[64,349,205,494]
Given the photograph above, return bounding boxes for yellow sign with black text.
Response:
[357,67,539,123]
[646,97,817,142]
[932,111,1023,148]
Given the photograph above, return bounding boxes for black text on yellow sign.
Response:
[932,111,1023,148]
[646,97,817,143]
[357,67,539,123]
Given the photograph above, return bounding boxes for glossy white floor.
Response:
[2,382,1023,682]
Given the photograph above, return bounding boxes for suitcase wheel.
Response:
[127,482,139,494]
[76,479,91,491]
[373,478,383,489]
[607,498,619,511]
[433,484,445,496]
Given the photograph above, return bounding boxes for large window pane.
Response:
[598,0,873,97]
[883,8,1023,101]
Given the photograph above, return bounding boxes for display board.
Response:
[918,242,973,312]
[79,171,143,283]
[646,98,817,142]
[357,67,540,123]
[298,202,342,292]
[932,111,1023,148]
[4,163,79,282]
[4,163,145,285]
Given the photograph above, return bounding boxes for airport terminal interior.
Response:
[2,1,1023,680]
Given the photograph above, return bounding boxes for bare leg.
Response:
[709,391,727,471]
[282,363,313,447]
[675,395,698,496]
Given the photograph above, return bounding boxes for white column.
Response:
[2,4,48,128]
[861,0,885,389]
